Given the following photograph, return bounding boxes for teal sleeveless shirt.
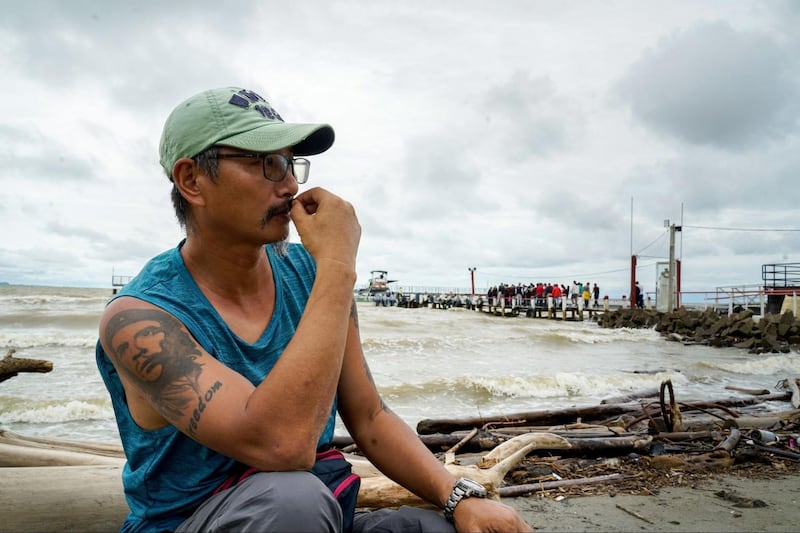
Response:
[96,242,337,533]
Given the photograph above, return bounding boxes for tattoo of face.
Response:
[104,308,219,434]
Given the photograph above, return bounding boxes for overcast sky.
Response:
[2,1,799,298]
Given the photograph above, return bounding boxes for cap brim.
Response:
[216,123,335,156]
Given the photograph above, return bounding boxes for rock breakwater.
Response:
[596,308,800,354]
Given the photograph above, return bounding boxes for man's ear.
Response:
[172,157,206,207]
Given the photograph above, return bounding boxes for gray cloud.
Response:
[481,72,585,160]
[0,125,99,183]
[615,21,800,149]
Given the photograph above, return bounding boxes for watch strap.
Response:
[443,478,486,522]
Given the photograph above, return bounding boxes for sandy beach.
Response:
[506,473,800,532]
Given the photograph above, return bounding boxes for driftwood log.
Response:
[715,427,742,452]
[417,404,639,434]
[600,387,660,404]
[0,430,124,467]
[353,432,571,508]
[336,431,652,455]
[497,472,635,497]
[416,392,794,435]
[0,348,53,384]
[724,385,771,396]
[778,376,800,408]
[0,465,128,533]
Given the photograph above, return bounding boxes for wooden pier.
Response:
[478,306,606,322]
[477,300,614,321]
[389,292,624,320]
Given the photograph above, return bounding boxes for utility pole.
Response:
[667,222,682,312]
[468,267,476,297]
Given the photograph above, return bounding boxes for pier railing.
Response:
[354,283,473,295]
[112,275,133,287]
[679,285,800,316]
[762,263,800,288]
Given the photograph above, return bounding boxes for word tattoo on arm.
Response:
[187,380,222,436]
[104,308,222,434]
[350,299,359,329]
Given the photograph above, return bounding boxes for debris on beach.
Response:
[714,490,767,508]
[389,378,800,500]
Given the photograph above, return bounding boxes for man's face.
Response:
[206,148,300,244]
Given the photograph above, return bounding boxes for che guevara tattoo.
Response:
[104,308,221,435]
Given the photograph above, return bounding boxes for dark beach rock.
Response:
[596,308,800,353]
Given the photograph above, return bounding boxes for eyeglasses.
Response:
[215,152,310,184]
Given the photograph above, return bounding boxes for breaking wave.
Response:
[0,398,112,424]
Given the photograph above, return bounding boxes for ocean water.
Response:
[1,285,798,444]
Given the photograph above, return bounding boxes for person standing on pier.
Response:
[551,283,562,309]
[582,283,591,309]
[635,281,645,308]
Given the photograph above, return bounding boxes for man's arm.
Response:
[336,304,533,532]
[99,260,354,471]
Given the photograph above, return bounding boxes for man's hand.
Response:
[291,187,361,269]
[454,498,533,532]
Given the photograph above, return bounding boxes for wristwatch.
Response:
[443,477,487,522]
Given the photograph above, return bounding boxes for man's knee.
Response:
[245,472,341,529]
[188,471,342,533]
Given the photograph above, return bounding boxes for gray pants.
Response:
[175,471,455,533]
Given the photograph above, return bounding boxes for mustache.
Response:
[260,198,294,227]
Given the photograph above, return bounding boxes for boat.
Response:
[355,270,399,304]
[367,270,395,294]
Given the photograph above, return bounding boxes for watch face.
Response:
[444,478,487,522]
[459,478,487,496]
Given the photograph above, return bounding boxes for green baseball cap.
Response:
[159,87,335,179]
